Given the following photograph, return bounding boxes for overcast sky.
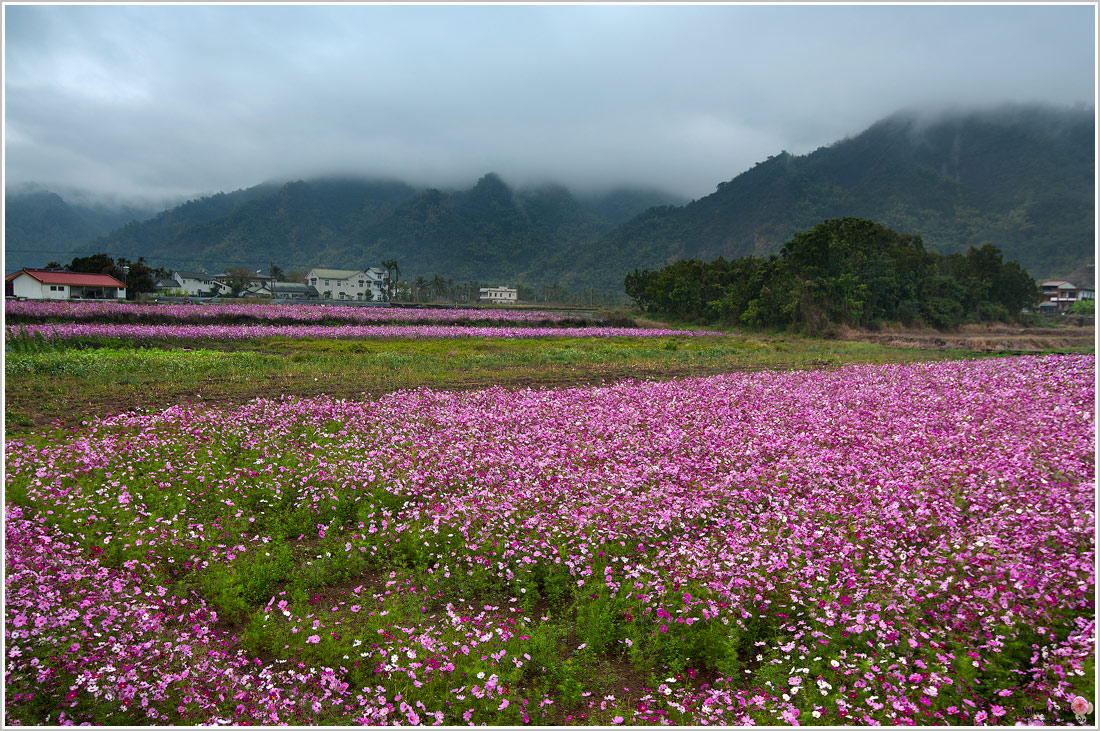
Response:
[4,2,1095,205]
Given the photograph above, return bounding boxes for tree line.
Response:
[43,253,166,301]
[623,218,1039,331]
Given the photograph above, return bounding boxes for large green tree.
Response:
[118,257,158,300]
[65,252,159,300]
[222,266,256,296]
[625,218,1038,332]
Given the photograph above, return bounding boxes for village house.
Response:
[479,285,518,303]
[5,269,127,300]
[171,270,232,297]
[241,282,320,300]
[154,277,180,296]
[305,268,388,301]
[212,270,275,291]
[1039,280,1095,313]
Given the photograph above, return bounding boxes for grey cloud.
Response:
[4,3,1094,203]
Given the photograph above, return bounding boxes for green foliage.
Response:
[221,266,256,296]
[120,257,159,299]
[67,252,124,279]
[626,218,1039,332]
[1070,299,1095,315]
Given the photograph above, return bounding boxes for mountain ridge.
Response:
[550,103,1094,292]
[5,103,1093,296]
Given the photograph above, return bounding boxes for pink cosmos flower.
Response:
[306,634,320,644]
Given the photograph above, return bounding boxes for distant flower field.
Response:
[4,300,603,327]
[4,355,1095,725]
[6,322,718,342]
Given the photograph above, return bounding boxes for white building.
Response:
[5,269,127,300]
[305,268,388,301]
[479,285,518,303]
[172,270,231,296]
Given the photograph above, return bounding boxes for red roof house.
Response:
[6,269,128,300]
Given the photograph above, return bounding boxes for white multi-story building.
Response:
[478,285,518,303]
[172,270,231,296]
[305,268,389,301]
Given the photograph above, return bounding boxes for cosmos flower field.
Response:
[5,300,719,342]
[4,354,1095,725]
[4,300,608,327]
[6,322,717,342]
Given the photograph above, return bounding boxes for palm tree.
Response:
[381,259,400,301]
[414,275,428,302]
[431,273,447,302]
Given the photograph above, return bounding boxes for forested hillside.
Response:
[6,105,1091,298]
[554,104,1094,292]
[37,175,682,289]
[4,188,163,272]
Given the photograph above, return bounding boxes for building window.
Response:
[325,280,330,286]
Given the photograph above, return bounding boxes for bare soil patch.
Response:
[838,323,1094,353]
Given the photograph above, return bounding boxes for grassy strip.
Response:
[6,334,981,435]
